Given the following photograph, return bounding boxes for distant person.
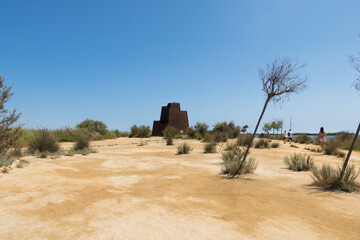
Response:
[318,127,327,150]
[288,129,293,143]
[283,130,287,144]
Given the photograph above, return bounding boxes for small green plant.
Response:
[254,139,269,149]
[324,139,339,156]
[283,153,314,171]
[74,131,90,151]
[28,129,60,154]
[177,142,192,155]
[337,151,346,158]
[64,148,75,156]
[222,145,257,175]
[311,164,360,192]
[271,142,279,148]
[236,134,253,147]
[0,153,16,167]
[17,159,29,168]
[138,140,148,146]
[293,134,311,144]
[163,126,179,146]
[204,142,217,153]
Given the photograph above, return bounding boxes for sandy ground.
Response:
[1,138,360,240]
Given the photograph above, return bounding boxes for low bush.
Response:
[283,153,314,171]
[290,144,299,148]
[0,153,16,167]
[28,129,60,154]
[271,142,279,148]
[204,142,217,153]
[222,145,257,175]
[113,130,130,138]
[311,164,360,192]
[186,127,201,140]
[324,139,339,155]
[163,126,179,146]
[237,134,253,147]
[129,125,151,138]
[177,143,192,155]
[337,151,346,158]
[213,121,241,139]
[254,139,269,149]
[212,131,228,143]
[293,134,312,144]
[74,131,90,151]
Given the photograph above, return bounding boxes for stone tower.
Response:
[152,102,189,136]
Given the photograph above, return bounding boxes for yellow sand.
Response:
[1,138,360,240]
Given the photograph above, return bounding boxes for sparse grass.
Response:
[138,140,148,146]
[311,164,360,192]
[65,147,97,156]
[204,142,217,153]
[254,139,269,149]
[271,142,279,148]
[290,144,299,148]
[237,134,253,147]
[177,143,192,155]
[283,153,314,171]
[28,129,60,154]
[17,159,29,168]
[0,153,16,167]
[221,145,257,175]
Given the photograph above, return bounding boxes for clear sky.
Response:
[1,0,359,133]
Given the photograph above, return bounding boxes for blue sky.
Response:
[1,0,359,133]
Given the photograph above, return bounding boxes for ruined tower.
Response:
[152,102,189,136]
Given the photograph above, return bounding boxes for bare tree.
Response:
[0,76,21,154]
[349,34,360,90]
[340,35,360,180]
[232,58,307,177]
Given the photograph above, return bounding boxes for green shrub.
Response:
[337,151,346,158]
[311,164,360,192]
[237,134,253,147]
[324,139,339,156]
[194,122,209,137]
[113,130,130,138]
[271,142,279,148]
[177,142,192,155]
[53,127,76,142]
[283,153,314,171]
[74,131,90,151]
[0,153,16,167]
[221,145,257,175]
[204,142,217,153]
[213,121,241,139]
[213,131,228,143]
[163,126,179,145]
[76,119,108,135]
[186,127,201,139]
[28,129,60,154]
[129,125,151,138]
[254,139,269,149]
[293,134,311,144]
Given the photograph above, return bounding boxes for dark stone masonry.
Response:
[152,102,189,136]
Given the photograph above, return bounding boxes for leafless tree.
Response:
[349,34,360,90]
[232,58,307,177]
[340,35,360,180]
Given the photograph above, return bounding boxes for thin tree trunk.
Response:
[339,122,360,180]
[232,97,271,177]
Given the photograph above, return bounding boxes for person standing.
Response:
[283,130,287,144]
[318,127,327,150]
[288,129,293,143]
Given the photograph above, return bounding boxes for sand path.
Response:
[1,138,360,239]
